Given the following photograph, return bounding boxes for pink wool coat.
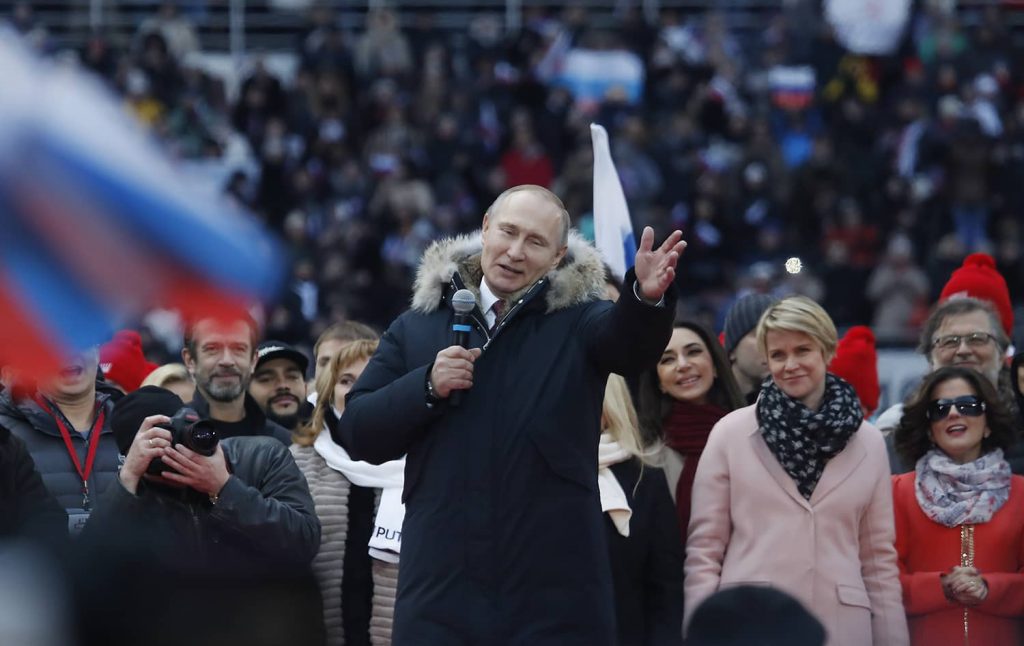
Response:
[684,405,908,646]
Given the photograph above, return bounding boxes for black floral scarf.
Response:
[757,373,863,499]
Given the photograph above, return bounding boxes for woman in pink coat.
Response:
[685,297,908,646]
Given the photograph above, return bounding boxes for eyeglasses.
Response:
[926,395,986,421]
[931,332,996,352]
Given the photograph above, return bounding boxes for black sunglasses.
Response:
[926,395,986,421]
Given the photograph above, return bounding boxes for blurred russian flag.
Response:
[769,65,816,111]
[0,30,286,380]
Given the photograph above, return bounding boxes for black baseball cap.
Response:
[255,341,309,374]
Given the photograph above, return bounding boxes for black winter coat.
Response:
[606,461,684,646]
[0,391,121,515]
[188,391,292,446]
[337,233,675,645]
[0,425,68,543]
[82,435,321,574]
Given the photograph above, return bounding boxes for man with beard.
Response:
[249,341,311,434]
[181,316,291,445]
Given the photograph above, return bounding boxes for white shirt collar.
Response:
[479,278,501,326]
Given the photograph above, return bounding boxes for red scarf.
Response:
[662,400,727,538]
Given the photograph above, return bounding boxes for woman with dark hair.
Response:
[892,365,1024,645]
[637,321,744,536]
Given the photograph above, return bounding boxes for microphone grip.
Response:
[450,315,473,407]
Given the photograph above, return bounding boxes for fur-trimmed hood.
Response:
[411,231,607,314]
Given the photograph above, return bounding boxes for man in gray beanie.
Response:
[723,293,778,404]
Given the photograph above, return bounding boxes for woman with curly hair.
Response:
[892,365,1024,645]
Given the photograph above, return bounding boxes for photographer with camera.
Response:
[83,386,320,574]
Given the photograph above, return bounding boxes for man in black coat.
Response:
[75,386,324,645]
[337,185,685,645]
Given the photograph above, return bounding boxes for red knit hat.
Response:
[99,330,158,393]
[829,326,880,418]
[939,253,1014,337]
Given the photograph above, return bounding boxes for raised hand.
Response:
[119,415,173,494]
[633,227,686,301]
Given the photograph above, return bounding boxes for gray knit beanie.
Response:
[723,293,778,356]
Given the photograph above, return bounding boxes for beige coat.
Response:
[684,406,908,646]
[291,445,352,644]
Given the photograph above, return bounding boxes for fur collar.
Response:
[411,231,607,314]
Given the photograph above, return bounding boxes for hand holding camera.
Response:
[119,406,225,497]
[120,415,173,495]
[159,442,231,498]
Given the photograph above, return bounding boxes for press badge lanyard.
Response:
[35,396,105,511]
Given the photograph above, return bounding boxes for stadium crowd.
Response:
[11,0,1024,356]
[4,2,1024,645]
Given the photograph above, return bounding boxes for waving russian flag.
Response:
[590,124,636,281]
[0,31,286,380]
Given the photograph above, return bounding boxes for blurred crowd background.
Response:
[7,0,1024,359]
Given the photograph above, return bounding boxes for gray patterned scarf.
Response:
[757,374,863,499]
[915,448,1011,527]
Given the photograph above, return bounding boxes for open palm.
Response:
[634,226,686,301]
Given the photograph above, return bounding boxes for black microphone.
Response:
[449,288,477,407]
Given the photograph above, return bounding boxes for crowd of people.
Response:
[1,183,1023,645]
[9,0,1024,354]
[4,1,1024,644]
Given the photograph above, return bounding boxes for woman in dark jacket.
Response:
[600,374,683,646]
[636,321,744,535]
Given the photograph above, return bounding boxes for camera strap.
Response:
[34,396,105,511]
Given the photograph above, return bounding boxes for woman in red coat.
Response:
[892,365,1024,645]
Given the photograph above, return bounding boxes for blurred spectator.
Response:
[686,585,826,646]
[867,234,930,341]
[500,112,554,188]
[355,9,413,80]
[137,1,199,62]
[140,363,196,404]
[10,1,50,52]
[99,331,159,394]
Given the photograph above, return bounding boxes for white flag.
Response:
[590,123,636,281]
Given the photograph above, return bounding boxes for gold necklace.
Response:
[960,524,976,645]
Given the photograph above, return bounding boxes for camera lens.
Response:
[184,421,218,456]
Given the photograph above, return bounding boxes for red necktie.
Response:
[490,300,506,333]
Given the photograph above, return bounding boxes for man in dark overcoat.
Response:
[337,185,685,645]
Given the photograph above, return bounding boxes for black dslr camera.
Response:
[147,407,219,475]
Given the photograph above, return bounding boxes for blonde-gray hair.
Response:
[756,296,838,362]
[603,374,661,466]
[140,363,192,390]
